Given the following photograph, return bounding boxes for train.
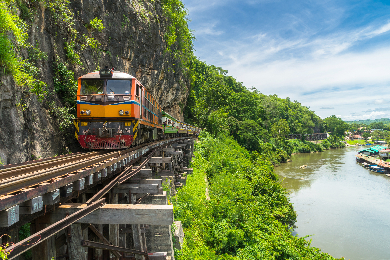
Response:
[73,67,200,149]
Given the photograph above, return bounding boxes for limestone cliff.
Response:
[0,0,191,164]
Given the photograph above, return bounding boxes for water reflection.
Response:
[275,147,390,260]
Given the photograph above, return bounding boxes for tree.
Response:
[324,115,348,137]
[362,132,370,141]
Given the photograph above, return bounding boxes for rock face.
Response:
[0,0,190,164]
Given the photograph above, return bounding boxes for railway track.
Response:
[0,138,178,212]
[0,136,195,259]
[0,151,108,196]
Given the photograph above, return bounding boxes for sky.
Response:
[180,0,390,121]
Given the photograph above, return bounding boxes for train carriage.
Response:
[74,67,163,149]
[161,111,179,136]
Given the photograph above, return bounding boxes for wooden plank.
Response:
[93,171,102,183]
[42,189,60,205]
[139,168,152,178]
[101,168,108,178]
[149,157,172,164]
[85,174,93,186]
[129,179,162,187]
[113,184,159,194]
[88,224,122,258]
[0,205,19,227]
[19,196,43,214]
[52,204,173,225]
[60,184,73,198]
[73,178,85,191]
[148,252,168,260]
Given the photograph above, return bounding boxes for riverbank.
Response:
[275,147,390,260]
[288,136,345,154]
[173,133,341,259]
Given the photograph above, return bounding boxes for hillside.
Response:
[0,0,192,164]
[345,118,390,125]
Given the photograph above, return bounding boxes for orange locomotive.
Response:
[74,67,163,149]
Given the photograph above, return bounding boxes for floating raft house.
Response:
[357,145,386,156]
[356,146,390,174]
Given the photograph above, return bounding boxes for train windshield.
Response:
[107,80,131,95]
[81,79,104,95]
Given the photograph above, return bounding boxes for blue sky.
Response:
[181,0,390,121]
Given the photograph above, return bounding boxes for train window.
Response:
[136,85,139,96]
[106,80,131,94]
[81,79,104,95]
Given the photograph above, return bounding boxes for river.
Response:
[274,146,390,260]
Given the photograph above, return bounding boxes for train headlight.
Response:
[85,110,91,116]
[125,111,129,115]
[80,110,85,115]
[119,110,124,115]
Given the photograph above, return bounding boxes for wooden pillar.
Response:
[95,225,103,260]
[31,215,56,260]
[69,224,87,260]
[132,224,144,260]
[119,224,126,248]
[109,192,119,259]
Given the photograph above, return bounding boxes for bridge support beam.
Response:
[51,204,173,226]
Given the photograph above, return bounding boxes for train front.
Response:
[74,68,139,149]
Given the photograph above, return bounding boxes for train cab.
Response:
[74,67,162,149]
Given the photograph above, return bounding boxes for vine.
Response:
[161,0,194,69]
[0,0,47,101]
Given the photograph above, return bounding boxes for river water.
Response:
[274,147,390,260]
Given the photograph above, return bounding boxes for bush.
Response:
[174,132,340,259]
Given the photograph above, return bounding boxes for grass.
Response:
[347,140,373,145]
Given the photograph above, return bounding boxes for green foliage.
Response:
[0,0,47,100]
[174,133,340,260]
[184,58,325,163]
[89,17,104,32]
[53,61,77,108]
[19,223,31,259]
[0,243,9,260]
[50,60,76,132]
[47,101,75,132]
[347,139,372,145]
[64,40,81,65]
[345,118,390,127]
[324,115,348,137]
[161,0,194,67]
[325,135,345,148]
[288,139,325,153]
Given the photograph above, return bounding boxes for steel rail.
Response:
[86,148,158,204]
[0,153,108,185]
[0,151,105,180]
[5,198,106,259]
[0,151,90,171]
[0,152,120,196]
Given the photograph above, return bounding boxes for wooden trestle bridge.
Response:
[0,137,195,260]
[288,133,328,141]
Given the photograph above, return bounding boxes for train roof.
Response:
[79,71,135,79]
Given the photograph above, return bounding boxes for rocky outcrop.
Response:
[0,0,190,164]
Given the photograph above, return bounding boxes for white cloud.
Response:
[343,111,386,121]
[194,22,224,36]
[367,21,390,37]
